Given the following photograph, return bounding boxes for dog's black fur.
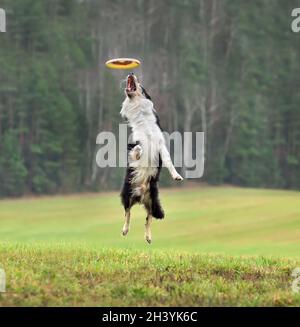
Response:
[120,157,164,219]
[120,93,165,219]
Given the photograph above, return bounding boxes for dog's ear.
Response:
[141,86,152,100]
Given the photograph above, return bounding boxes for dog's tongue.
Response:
[127,77,134,91]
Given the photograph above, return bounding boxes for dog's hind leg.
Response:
[122,209,131,236]
[121,167,134,236]
[145,213,152,244]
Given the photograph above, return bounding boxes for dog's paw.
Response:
[130,145,142,161]
[172,172,183,181]
[134,145,142,160]
[144,230,152,244]
[122,226,129,236]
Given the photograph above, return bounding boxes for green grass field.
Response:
[1,186,300,306]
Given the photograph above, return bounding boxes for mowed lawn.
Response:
[0,186,300,256]
[1,186,300,306]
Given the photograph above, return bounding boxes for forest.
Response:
[0,0,300,197]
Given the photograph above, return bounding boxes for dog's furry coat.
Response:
[120,74,182,243]
[120,97,165,219]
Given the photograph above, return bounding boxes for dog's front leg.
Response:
[160,144,183,181]
[129,144,143,161]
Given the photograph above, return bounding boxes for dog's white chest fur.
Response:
[121,98,163,171]
[121,95,183,186]
[121,98,161,140]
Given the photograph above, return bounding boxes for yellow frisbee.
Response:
[105,58,141,70]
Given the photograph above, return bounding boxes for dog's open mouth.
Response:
[126,75,137,93]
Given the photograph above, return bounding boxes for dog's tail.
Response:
[150,179,165,219]
[152,200,165,219]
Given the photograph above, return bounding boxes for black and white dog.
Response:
[120,73,183,243]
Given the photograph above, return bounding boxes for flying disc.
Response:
[105,58,141,70]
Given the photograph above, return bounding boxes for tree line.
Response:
[0,0,299,197]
